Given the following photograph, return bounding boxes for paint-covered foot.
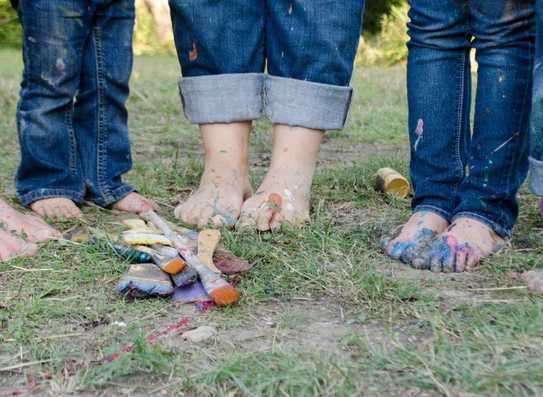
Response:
[380,211,449,264]
[175,122,253,229]
[0,228,38,262]
[411,217,507,273]
[0,199,60,243]
[237,171,312,231]
[30,198,83,220]
[111,193,155,214]
[175,172,253,228]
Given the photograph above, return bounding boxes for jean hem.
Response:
[413,205,452,222]
[179,73,264,124]
[528,156,543,196]
[452,211,511,239]
[17,189,85,207]
[265,75,353,130]
[91,184,136,208]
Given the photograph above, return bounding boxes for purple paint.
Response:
[172,281,210,304]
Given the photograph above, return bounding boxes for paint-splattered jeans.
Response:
[168,0,364,131]
[407,0,535,238]
[529,0,543,195]
[15,0,136,207]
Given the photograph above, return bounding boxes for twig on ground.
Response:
[0,360,51,372]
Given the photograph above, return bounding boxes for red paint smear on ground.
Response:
[105,316,192,363]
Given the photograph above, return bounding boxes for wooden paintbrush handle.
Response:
[198,230,222,273]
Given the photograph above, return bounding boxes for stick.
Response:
[141,211,239,306]
[0,360,51,372]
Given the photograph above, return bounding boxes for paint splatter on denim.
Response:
[168,0,364,131]
[407,0,535,238]
[529,0,543,195]
[15,0,136,207]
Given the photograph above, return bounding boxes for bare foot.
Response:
[411,217,507,273]
[111,193,155,214]
[0,228,37,262]
[380,211,449,264]
[238,125,323,231]
[30,198,83,220]
[0,200,60,243]
[175,122,253,228]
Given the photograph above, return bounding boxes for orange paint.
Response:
[268,193,283,213]
[189,42,198,62]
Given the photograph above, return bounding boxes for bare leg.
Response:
[0,199,60,242]
[174,122,253,228]
[411,217,507,272]
[30,198,83,220]
[238,125,323,231]
[381,211,449,264]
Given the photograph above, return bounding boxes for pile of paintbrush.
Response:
[109,211,251,306]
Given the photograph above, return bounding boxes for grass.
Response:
[0,47,542,396]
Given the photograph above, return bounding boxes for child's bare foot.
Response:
[0,228,37,262]
[238,125,323,231]
[111,193,155,214]
[412,217,507,273]
[30,198,83,220]
[381,211,449,264]
[0,199,61,243]
[175,122,253,228]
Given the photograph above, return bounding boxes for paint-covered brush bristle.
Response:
[162,257,186,275]
[208,285,239,306]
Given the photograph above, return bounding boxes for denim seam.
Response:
[65,102,77,175]
[452,211,510,239]
[413,204,453,222]
[453,49,468,200]
[92,25,114,204]
[18,189,85,207]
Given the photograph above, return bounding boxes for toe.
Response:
[454,252,467,273]
[411,249,431,270]
[256,208,274,231]
[197,207,214,229]
[269,212,283,231]
[465,254,481,271]
[429,254,444,273]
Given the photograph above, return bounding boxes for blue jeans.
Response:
[407,0,535,238]
[529,0,543,194]
[16,0,136,207]
[168,0,364,131]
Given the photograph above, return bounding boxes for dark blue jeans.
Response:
[407,0,535,238]
[16,0,136,207]
[168,0,364,131]
[529,0,543,194]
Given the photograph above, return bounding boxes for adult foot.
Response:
[238,125,323,231]
[30,198,83,220]
[0,200,60,243]
[175,122,253,228]
[380,211,449,264]
[411,217,507,273]
[111,193,155,214]
[0,228,37,262]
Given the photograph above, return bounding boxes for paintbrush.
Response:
[198,230,222,273]
[141,211,239,306]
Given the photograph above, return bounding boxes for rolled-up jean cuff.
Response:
[265,75,353,130]
[528,156,543,196]
[179,73,264,124]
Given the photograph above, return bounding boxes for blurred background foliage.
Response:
[0,0,408,66]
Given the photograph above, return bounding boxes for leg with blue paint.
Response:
[382,0,469,264]
[529,1,543,213]
[15,0,91,219]
[74,0,154,214]
[407,0,535,272]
